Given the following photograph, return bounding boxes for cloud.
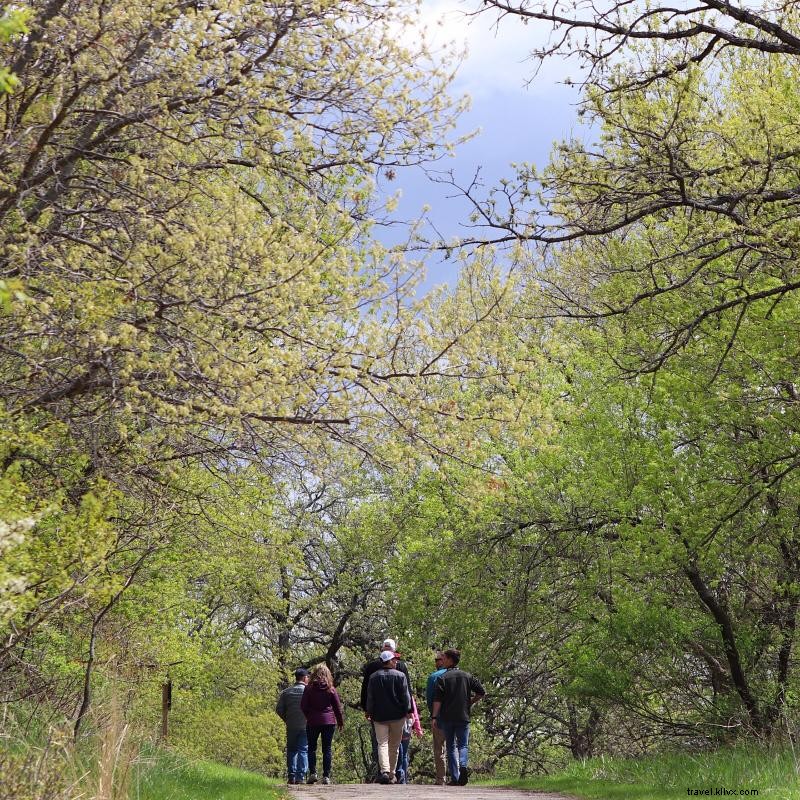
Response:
[413,0,576,100]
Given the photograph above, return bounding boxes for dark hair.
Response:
[295,668,309,680]
[443,648,461,665]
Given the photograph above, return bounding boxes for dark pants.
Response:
[439,720,470,783]
[307,723,336,777]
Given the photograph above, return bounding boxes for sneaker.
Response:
[458,767,471,786]
[322,776,331,785]
[287,778,296,785]
[378,772,392,784]
[307,773,319,784]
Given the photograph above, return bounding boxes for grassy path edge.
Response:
[132,750,288,800]
[479,746,800,800]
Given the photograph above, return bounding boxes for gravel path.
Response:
[288,783,570,800]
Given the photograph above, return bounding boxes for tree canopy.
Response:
[3,0,800,786]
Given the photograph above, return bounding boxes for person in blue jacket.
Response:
[426,651,447,785]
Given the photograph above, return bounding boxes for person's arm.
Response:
[275,691,286,721]
[360,663,371,711]
[365,675,374,720]
[331,688,345,729]
[411,696,424,736]
[431,699,442,728]
[300,686,310,716]
[431,675,445,728]
[469,676,486,707]
[400,661,413,696]
[401,674,413,717]
[425,674,436,713]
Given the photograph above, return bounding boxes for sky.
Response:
[376,0,585,290]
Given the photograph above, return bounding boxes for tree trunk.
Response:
[684,562,765,733]
[73,614,100,741]
[567,702,601,759]
[161,679,172,741]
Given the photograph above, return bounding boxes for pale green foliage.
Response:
[0,0,491,478]
[172,693,283,774]
[0,0,507,780]
[0,408,121,635]
[0,7,27,94]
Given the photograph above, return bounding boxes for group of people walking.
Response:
[275,638,485,787]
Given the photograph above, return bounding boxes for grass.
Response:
[0,713,286,800]
[485,746,800,800]
[131,750,287,800]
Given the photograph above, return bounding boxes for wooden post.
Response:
[161,679,172,741]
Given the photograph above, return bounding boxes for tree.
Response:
[0,0,503,742]
[479,0,800,89]
[0,0,466,452]
[451,4,800,375]
[396,4,800,751]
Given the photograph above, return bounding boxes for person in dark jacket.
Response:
[275,667,310,785]
[300,664,344,785]
[366,651,413,784]
[360,638,413,708]
[431,648,485,786]
[361,637,413,780]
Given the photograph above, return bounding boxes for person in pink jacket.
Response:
[300,664,344,785]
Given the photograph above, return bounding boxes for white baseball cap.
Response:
[382,638,397,651]
[379,650,396,663]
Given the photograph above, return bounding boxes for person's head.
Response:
[442,648,460,668]
[434,651,445,669]
[381,638,397,652]
[379,650,397,669]
[294,667,309,684]
[310,663,333,688]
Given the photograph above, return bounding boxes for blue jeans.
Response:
[395,735,410,783]
[439,720,470,782]
[286,728,308,782]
